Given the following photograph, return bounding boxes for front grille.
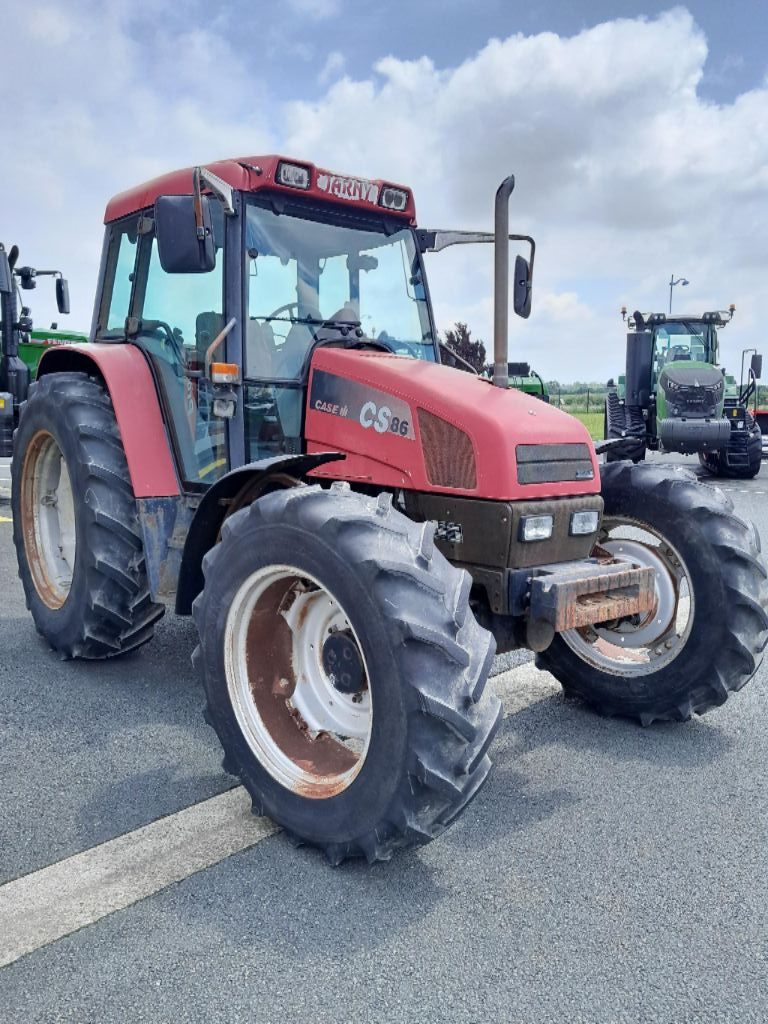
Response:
[418,409,477,489]
[516,443,594,485]
[670,383,720,416]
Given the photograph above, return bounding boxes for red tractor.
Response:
[6,158,767,863]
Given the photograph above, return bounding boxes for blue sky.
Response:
[1,1,766,381]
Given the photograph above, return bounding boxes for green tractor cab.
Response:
[0,244,85,456]
[605,307,762,478]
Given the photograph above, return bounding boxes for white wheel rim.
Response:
[561,517,694,676]
[21,431,77,609]
[224,565,372,798]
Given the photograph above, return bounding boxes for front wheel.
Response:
[537,462,768,724]
[192,482,501,864]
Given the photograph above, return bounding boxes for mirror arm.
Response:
[205,317,237,378]
[196,166,235,216]
[417,228,535,282]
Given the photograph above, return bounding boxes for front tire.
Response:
[537,462,768,723]
[12,372,163,658]
[192,482,501,864]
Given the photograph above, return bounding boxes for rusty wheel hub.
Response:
[20,430,77,609]
[224,565,372,798]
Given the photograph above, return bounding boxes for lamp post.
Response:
[669,274,689,314]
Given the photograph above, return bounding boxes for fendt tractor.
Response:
[0,243,82,456]
[5,158,768,864]
[605,307,763,478]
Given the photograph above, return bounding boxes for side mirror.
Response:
[751,353,762,380]
[154,194,216,274]
[56,277,70,315]
[0,249,11,294]
[513,254,532,319]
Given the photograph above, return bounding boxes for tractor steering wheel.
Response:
[264,302,302,322]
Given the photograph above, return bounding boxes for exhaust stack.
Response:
[492,175,515,390]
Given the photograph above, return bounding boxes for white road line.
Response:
[0,663,554,970]
[0,788,278,969]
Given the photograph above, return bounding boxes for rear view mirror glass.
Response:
[155,194,216,274]
[56,277,70,315]
[513,254,532,319]
[751,353,762,379]
[0,249,11,294]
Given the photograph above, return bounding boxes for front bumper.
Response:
[658,416,731,454]
[509,557,657,650]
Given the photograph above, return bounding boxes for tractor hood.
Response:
[305,348,600,501]
[658,363,725,419]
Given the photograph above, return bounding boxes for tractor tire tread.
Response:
[194,484,500,864]
[537,460,768,722]
[11,372,162,659]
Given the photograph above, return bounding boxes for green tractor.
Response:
[0,243,82,456]
[604,306,763,478]
[506,361,550,401]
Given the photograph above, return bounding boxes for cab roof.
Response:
[104,155,417,225]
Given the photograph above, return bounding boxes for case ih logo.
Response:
[316,173,380,205]
[310,369,414,440]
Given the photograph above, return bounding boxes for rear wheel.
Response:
[537,461,768,723]
[192,482,501,864]
[12,372,163,658]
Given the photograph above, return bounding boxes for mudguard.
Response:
[36,344,179,497]
[174,452,344,614]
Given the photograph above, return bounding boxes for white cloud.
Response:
[281,8,768,379]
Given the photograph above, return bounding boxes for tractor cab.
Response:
[86,158,440,489]
[652,320,714,372]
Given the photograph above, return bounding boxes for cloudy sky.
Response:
[1,0,766,382]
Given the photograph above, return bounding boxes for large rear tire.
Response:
[536,461,768,724]
[192,482,501,864]
[11,372,163,658]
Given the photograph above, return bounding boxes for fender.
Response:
[37,343,179,497]
[174,452,345,614]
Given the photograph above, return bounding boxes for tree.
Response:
[443,322,486,374]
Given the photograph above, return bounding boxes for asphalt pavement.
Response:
[0,454,766,1023]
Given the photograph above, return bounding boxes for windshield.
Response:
[244,199,435,379]
[653,321,716,375]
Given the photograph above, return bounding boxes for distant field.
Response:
[569,411,604,439]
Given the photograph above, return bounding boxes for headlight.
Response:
[570,510,600,536]
[519,515,554,542]
[380,186,409,211]
[276,161,311,189]
[666,379,681,392]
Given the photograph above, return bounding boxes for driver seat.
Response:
[246,320,276,378]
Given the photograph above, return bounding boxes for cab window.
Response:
[96,217,139,337]
[133,208,228,487]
